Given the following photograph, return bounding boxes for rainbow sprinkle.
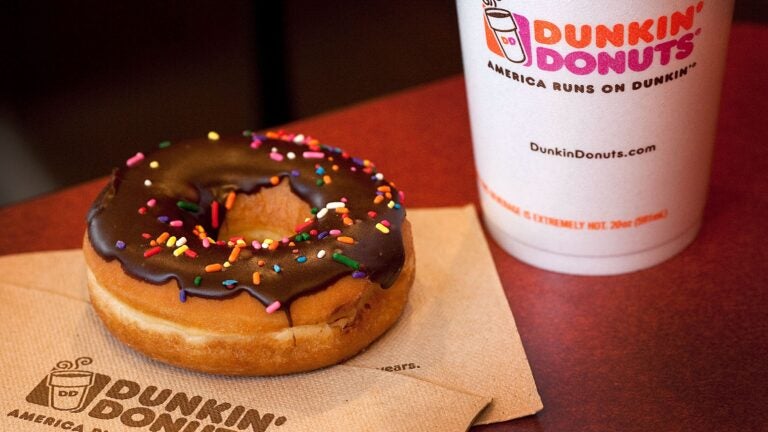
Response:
[177,200,200,212]
[337,236,355,244]
[211,201,220,229]
[205,263,222,273]
[228,246,241,263]
[143,246,162,258]
[126,152,145,167]
[265,301,281,314]
[294,219,314,233]
[225,191,236,210]
[173,245,189,256]
[332,253,360,270]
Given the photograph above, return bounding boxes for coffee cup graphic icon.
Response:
[485,7,526,63]
[44,357,95,412]
[47,370,94,411]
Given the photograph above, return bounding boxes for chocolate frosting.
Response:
[86,133,406,311]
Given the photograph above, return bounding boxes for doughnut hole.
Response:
[217,178,378,330]
[217,179,311,241]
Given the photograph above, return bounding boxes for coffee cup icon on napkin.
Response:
[46,357,95,412]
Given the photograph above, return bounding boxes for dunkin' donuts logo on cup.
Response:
[482,0,705,75]
[483,3,527,64]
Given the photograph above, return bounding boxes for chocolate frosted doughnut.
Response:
[83,131,414,375]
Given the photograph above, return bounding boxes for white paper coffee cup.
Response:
[457,0,734,275]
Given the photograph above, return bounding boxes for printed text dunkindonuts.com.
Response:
[529,142,657,160]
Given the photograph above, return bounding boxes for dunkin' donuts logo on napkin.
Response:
[482,0,705,76]
[26,357,108,414]
[9,356,287,432]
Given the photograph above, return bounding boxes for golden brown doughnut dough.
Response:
[84,218,413,375]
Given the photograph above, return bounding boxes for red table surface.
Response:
[1,23,766,432]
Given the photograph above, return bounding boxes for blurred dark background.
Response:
[1,0,766,206]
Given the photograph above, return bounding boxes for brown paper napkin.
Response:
[0,205,541,431]
[348,206,542,424]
